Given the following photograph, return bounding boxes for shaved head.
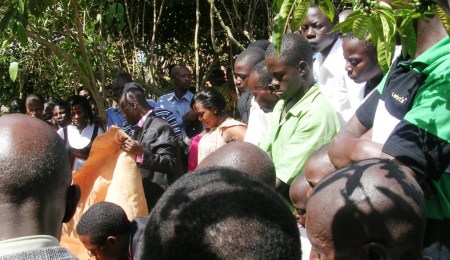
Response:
[289,174,310,226]
[306,159,426,260]
[304,144,336,188]
[0,114,79,241]
[196,141,276,188]
[0,114,72,202]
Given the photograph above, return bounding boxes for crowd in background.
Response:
[1,1,450,259]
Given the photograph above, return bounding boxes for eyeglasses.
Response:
[118,103,132,113]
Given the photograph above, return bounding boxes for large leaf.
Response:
[370,15,384,42]
[436,6,450,36]
[330,10,362,34]
[272,0,296,55]
[16,21,28,46]
[106,3,117,27]
[0,4,17,31]
[9,62,19,82]
[376,39,389,73]
[352,16,370,39]
[116,3,125,31]
[318,0,335,23]
[398,16,416,58]
[272,0,285,12]
[290,0,310,32]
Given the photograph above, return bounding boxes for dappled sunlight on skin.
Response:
[306,159,426,260]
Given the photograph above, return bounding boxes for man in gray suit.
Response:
[0,114,80,259]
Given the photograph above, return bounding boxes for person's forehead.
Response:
[234,60,253,73]
[174,67,191,76]
[306,7,330,23]
[265,55,291,72]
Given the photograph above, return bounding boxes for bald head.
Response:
[304,144,336,188]
[196,141,276,188]
[306,159,426,260]
[0,114,71,202]
[289,174,310,226]
[0,114,78,240]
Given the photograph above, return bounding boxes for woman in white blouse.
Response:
[57,95,103,171]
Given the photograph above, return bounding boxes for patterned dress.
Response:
[197,117,246,163]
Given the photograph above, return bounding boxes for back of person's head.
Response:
[304,144,336,188]
[338,9,353,23]
[235,46,265,66]
[9,97,26,114]
[77,202,131,259]
[193,88,226,113]
[196,141,276,188]
[67,95,94,123]
[114,72,133,88]
[266,33,313,67]
[0,114,78,239]
[143,167,301,259]
[247,39,271,51]
[306,158,426,260]
[122,82,148,106]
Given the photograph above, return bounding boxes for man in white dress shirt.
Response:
[299,5,365,126]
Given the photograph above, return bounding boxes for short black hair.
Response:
[248,39,271,51]
[343,32,377,61]
[25,93,45,105]
[143,167,301,259]
[235,47,265,67]
[114,72,133,89]
[122,82,148,106]
[251,60,272,89]
[9,97,25,113]
[77,202,131,245]
[67,95,94,123]
[266,33,313,67]
[0,114,71,203]
[169,65,190,78]
[193,88,226,113]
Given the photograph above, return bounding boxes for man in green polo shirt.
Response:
[260,33,340,203]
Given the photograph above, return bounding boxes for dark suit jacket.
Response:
[0,246,77,260]
[133,113,182,209]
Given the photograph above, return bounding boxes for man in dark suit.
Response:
[119,83,182,210]
[0,114,80,259]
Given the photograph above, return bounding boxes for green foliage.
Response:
[106,3,125,31]
[9,62,18,82]
[272,0,450,74]
[437,6,450,35]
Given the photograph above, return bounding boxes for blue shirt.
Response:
[156,91,194,130]
[106,99,157,129]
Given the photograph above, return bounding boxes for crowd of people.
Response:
[0,0,450,259]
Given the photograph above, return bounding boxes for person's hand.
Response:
[120,138,143,156]
[182,110,197,123]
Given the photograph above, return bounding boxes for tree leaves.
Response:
[9,62,19,82]
[106,3,125,31]
[437,6,450,36]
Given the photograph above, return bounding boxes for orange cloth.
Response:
[61,127,148,259]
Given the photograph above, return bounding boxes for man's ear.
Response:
[63,184,81,223]
[361,242,388,260]
[297,61,308,76]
